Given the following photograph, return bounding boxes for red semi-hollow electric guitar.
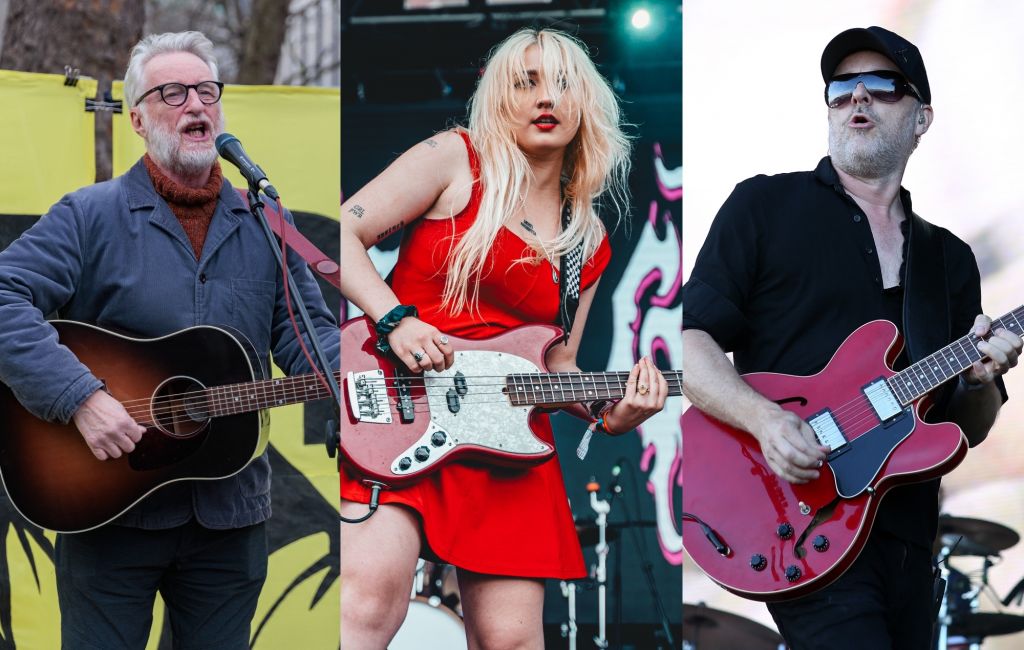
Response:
[340,316,682,486]
[683,309,1024,602]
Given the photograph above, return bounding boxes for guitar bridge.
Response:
[345,370,392,424]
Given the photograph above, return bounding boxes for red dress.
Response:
[340,131,611,579]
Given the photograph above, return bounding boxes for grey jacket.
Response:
[0,159,339,529]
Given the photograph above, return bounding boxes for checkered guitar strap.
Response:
[558,199,585,344]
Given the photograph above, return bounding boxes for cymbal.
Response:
[950,612,1024,638]
[683,602,783,650]
[934,515,1019,557]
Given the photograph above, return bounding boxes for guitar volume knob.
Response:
[777,523,794,540]
[813,535,830,552]
[750,554,767,571]
[414,446,431,462]
[785,565,802,582]
[430,431,447,447]
[398,457,412,471]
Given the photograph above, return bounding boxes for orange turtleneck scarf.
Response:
[143,154,223,260]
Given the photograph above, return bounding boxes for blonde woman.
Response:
[339,28,668,648]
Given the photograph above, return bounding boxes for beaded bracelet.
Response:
[375,304,418,354]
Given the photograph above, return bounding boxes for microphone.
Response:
[215,133,280,200]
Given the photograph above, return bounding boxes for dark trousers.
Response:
[767,532,935,650]
[56,519,268,650]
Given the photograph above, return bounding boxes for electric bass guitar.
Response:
[0,321,339,533]
[682,310,1023,602]
[340,316,682,486]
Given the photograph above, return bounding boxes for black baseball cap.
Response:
[821,26,930,104]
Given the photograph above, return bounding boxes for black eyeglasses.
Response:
[825,70,920,109]
[134,81,224,107]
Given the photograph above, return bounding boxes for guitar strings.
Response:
[114,371,682,422]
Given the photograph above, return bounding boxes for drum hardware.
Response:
[934,514,1024,650]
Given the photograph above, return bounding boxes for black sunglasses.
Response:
[825,70,920,109]
[135,81,224,107]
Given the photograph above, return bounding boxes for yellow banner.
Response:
[0,70,97,214]
[111,82,340,222]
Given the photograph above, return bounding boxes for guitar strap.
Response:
[557,199,585,344]
[902,211,950,366]
[234,188,341,291]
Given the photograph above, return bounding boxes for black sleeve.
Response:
[682,178,763,352]
[945,232,1008,403]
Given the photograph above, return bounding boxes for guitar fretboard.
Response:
[204,370,343,417]
[886,306,1024,404]
[506,370,683,406]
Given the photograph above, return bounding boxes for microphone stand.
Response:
[558,580,578,650]
[588,487,611,649]
[622,467,676,648]
[244,187,341,419]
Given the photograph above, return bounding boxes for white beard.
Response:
[828,106,917,179]
[144,112,224,179]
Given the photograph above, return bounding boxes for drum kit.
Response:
[935,514,1024,649]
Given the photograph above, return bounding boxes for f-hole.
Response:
[775,396,809,408]
[152,376,211,438]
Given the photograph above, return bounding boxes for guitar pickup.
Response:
[446,388,461,414]
[862,378,903,423]
[453,371,468,396]
[395,377,415,423]
[807,409,846,452]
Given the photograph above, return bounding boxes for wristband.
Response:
[595,402,618,435]
[375,304,418,354]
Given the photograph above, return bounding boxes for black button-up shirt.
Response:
[683,156,986,548]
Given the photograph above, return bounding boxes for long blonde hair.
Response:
[440,28,631,315]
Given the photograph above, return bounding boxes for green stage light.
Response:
[631,8,652,30]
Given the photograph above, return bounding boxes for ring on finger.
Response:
[637,383,650,396]
[437,334,450,346]
[413,350,425,362]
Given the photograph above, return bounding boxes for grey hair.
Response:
[123,31,219,107]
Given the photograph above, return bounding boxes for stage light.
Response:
[630,8,651,30]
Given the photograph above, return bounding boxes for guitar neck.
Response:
[506,370,683,407]
[205,370,343,417]
[887,306,1024,404]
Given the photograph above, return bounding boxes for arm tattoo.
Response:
[376,221,405,242]
[424,139,439,149]
[348,204,365,219]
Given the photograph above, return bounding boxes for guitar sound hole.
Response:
[152,376,210,438]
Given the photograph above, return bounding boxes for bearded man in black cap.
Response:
[682,26,1022,649]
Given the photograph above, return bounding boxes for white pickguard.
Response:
[389,350,553,477]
